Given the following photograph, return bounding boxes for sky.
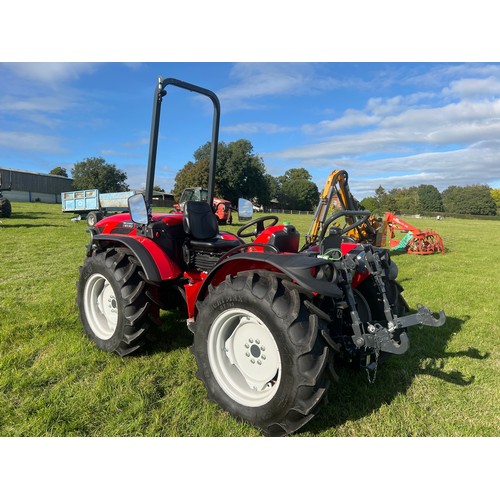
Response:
[1,61,500,201]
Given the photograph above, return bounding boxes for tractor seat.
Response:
[183,201,241,252]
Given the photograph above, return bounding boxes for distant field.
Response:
[0,202,499,436]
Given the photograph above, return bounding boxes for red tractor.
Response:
[76,78,446,436]
[171,187,232,224]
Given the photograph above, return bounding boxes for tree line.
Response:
[360,184,498,216]
[50,139,499,216]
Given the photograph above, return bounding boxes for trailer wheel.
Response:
[77,247,158,356]
[86,211,101,227]
[192,271,330,436]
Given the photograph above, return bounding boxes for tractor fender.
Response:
[91,233,182,282]
[192,252,344,319]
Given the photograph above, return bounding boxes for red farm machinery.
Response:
[304,169,445,256]
[76,78,446,436]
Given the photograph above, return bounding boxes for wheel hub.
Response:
[208,308,281,407]
[224,318,279,391]
[84,273,118,340]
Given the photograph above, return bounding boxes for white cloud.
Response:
[221,122,295,135]
[443,76,500,99]
[0,95,74,114]
[270,96,500,160]
[0,131,64,153]
[218,63,363,111]
[1,62,98,86]
[302,110,381,134]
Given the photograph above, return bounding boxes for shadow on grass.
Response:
[3,211,55,219]
[139,310,193,355]
[0,223,62,228]
[303,313,489,435]
[129,309,488,436]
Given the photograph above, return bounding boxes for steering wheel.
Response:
[236,215,279,238]
[318,210,372,241]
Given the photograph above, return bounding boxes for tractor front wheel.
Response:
[77,247,158,356]
[192,271,330,436]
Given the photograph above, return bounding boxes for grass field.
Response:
[0,202,499,437]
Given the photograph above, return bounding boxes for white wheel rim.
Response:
[83,273,118,340]
[207,308,281,407]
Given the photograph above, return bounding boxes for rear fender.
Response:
[189,252,344,321]
[91,233,182,282]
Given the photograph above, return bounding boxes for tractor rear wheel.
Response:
[77,247,159,356]
[0,197,12,218]
[192,271,330,436]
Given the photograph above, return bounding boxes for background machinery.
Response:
[0,171,12,218]
[304,169,445,255]
[171,186,233,224]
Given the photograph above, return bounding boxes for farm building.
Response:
[0,167,74,204]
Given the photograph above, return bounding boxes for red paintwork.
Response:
[96,212,184,280]
[183,271,206,317]
[251,224,286,250]
[96,212,371,319]
[340,242,358,255]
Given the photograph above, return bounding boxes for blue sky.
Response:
[1,61,500,200]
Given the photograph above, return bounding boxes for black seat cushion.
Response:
[183,200,241,253]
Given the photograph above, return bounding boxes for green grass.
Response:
[1,203,499,437]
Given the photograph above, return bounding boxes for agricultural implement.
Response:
[62,189,138,226]
[380,212,446,255]
[304,169,445,255]
[76,78,446,436]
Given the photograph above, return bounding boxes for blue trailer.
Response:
[62,189,136,226]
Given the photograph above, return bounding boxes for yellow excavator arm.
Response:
[305,169,380,247]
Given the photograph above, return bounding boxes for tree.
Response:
[417,184,444,212]
[442,185,496,215]
[388,186,419,214]
[359,196,378,212]
[71,157,129,192]
[277,168,319,210]
[174,139,270,206]
[491,188,500,213]
[373,185,397,212]
[279,167,312,183]
[153,185,165,193]
[49,166,68,177]
[264,174,280,202]
[173,158,210,201]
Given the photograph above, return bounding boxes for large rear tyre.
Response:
[192,271,330,436]
[0,197,12,218]
[77,247,159,356]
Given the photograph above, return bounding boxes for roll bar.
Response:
[145,77,221,215]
